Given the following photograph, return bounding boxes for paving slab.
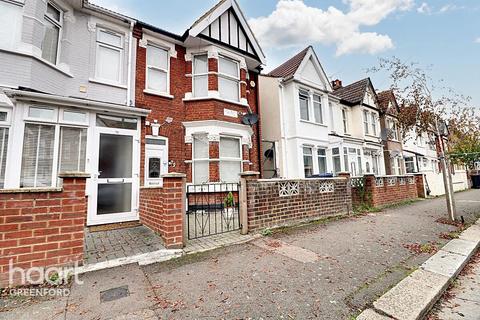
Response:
[459,224,480,242]
[0,298,67,320]
[421,249,469,278]
[65,263,155,320]
[373,269,449,320]
[436,298,480,320]
[441,238,479,256]
[356,308,393,320]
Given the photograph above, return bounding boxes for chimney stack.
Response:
[332,79,342,90]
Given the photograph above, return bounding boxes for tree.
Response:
[447,106,480,169]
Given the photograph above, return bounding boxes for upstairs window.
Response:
[313,94,323,124]
[218,56,239,102]
[342,109,348,133]
[0,0,23,50]
[193,54,208,98]
[371,113,377,135]
[146,44,169,94]
[388,119,398,140]
[363,110,369,135]
[299,90,309,121]
[95,29,123,83]
[42,3,62,64]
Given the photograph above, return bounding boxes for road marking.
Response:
[457,200,480,203]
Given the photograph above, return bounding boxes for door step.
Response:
[88,221,141,232]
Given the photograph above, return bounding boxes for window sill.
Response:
[0,187,62,194]
[89,78,127,89]
[143,89,174,99]
[183,96,248,108]
[0,47,74,78]
[299,120,327,128]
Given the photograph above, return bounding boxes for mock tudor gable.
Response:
[189,0,266,65]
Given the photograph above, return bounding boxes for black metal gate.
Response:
[186,183,241,240]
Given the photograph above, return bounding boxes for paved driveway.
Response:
[2,190,480,319]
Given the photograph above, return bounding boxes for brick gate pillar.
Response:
[239,171,259,235]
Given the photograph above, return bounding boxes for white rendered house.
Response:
[259,46,339,179]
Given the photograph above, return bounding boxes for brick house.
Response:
[377,90,405,175]
[0,0,265,285]
[134,0,265,190]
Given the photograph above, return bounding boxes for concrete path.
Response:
[428,250,480,320]
[1,189,479,319]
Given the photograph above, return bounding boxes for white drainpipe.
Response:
[126,20,135,107]
[278,81,288,178]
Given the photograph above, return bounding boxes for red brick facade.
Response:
[0,176,87,287]
[244,178,352,231]
[139,175,186,249]
[351,174,425,208]
[134,26,262,185]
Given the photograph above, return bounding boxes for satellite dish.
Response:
[264,148,274,159]
[242,113,259,126]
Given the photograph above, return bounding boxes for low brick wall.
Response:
[244,177,351,231]
[351,174,423,208]
[0,175,88,287]
[139,174,186,249]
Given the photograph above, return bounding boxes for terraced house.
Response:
[260,47,386,178]
[0,0,265,285]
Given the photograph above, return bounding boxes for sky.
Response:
[92,0,480,108]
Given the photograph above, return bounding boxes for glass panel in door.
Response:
[97,133,133,215]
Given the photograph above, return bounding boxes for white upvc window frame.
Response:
[42,1,63,65]
[313,94,323,124]
[192,53,209,98]
[303,145,314,177]
[95,28,124,84]
[19,105,89,188]
[192,134,210,185]
[218,55,240,102]
[371,112,377,136]
[0,107,11,188]
[299,89,310,121]
[363,109,370,135]
[342,108,349,134]
[146,43,170,95]
[219,135,243,183]
[317,147,327,174]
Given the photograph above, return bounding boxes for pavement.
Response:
[1,189,479,319]
[428,250,480,320]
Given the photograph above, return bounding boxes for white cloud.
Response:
[439,4,458,13]
[475,37,480,44]
[417,2,431,14]
[248,0,413,56]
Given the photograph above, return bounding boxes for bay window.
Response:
[0,0,23,50]
[146,44,169,94]
[313,94,323,124]
[299,90,309,121]
[317,148,327,174]
[342,109,348,133]
[219,137,242,183]
[192,134,209,184]
[332,147,341,174]
[218,56,239,102]
[363,110,369,135]
[95,29,123,83]
[0,127,9,188]
[20,106,88,188]
[303,146,313,177]
[192,54,208,97]
[42,3,62,64]
[371,113,377,135]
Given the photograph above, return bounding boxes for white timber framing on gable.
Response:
[189,0,266,64]
[293,47,332,92]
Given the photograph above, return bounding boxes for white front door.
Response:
[87,123,139,226]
